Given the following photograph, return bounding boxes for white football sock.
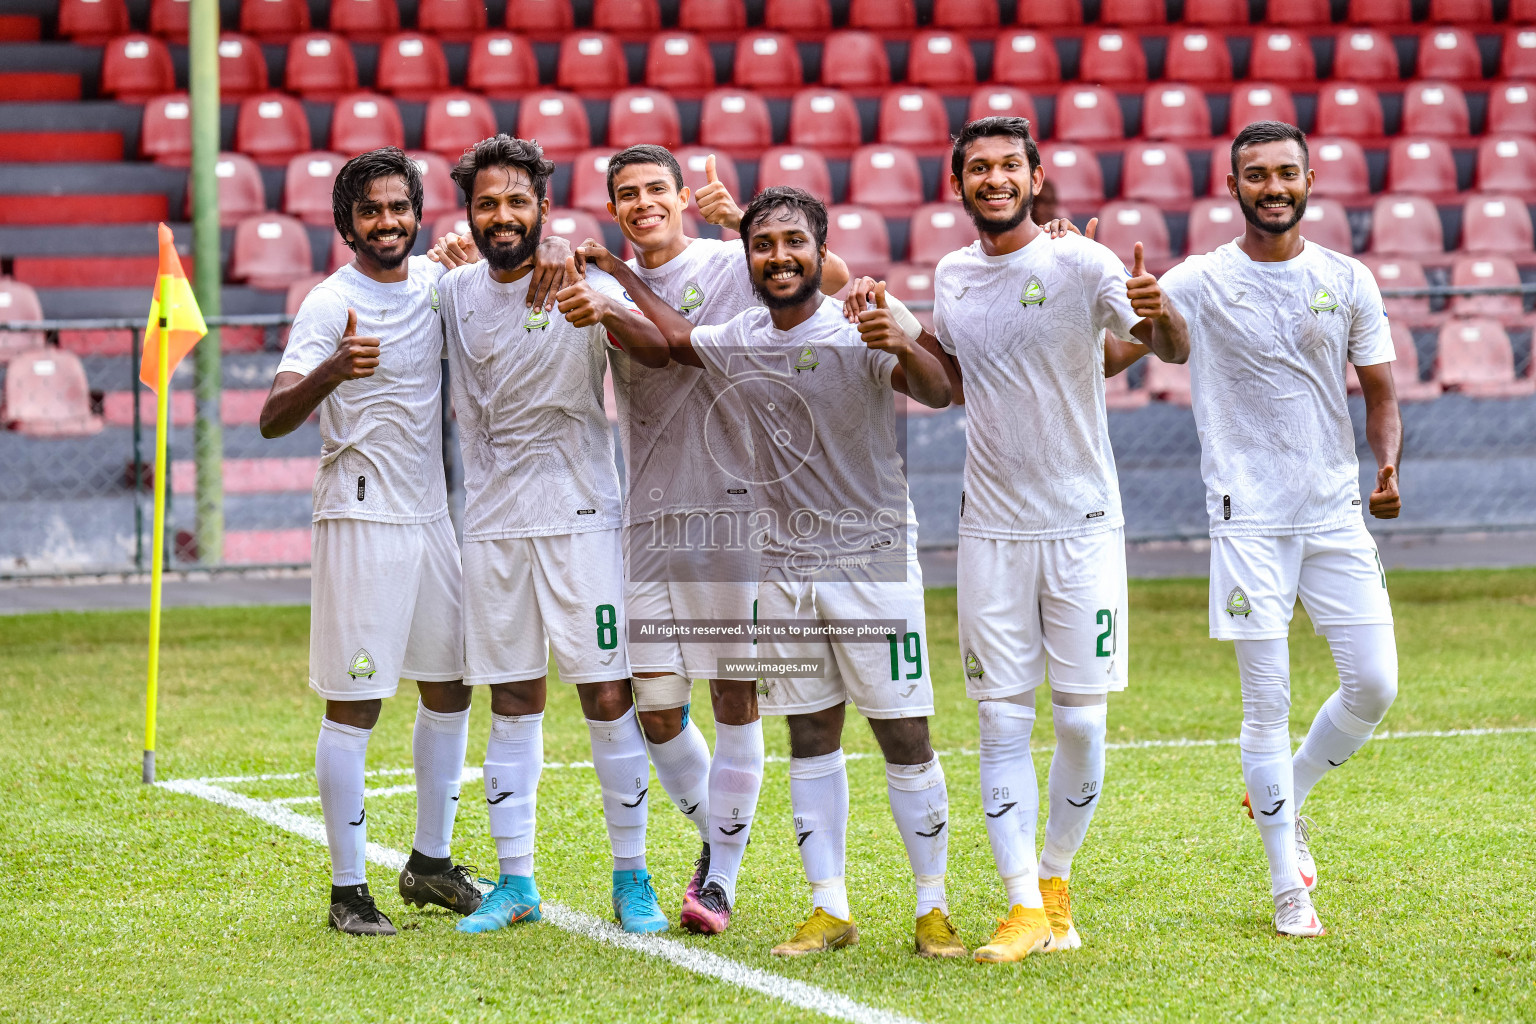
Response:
[646,717,712,842]
[977,700,1043,909]
[885,758,950,917]
[1294,623,1399,809]
[1235,638,1301,895]
[411,702,470,860]
[704,719,765,904]
[789,749,849,920]
[1039,702,1108,880]
[316,717,370,887]
[588,707,650,867]
[485,711,542,877]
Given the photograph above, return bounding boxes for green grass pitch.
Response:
[2,569,1534,1023]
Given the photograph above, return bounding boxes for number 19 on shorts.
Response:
[887,632,923,680]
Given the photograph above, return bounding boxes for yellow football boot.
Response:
[771,908,859,956]
[973,905,1054,963]
[1039,876,1082,951]
[913,908,967,958]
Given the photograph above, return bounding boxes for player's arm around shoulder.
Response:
[260,293,379,438]
[554,257,672,369]
[847,279,951,409]
[574,238,705,369]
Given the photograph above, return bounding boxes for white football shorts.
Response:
[956,529,1129,699]
[309,515,464,701]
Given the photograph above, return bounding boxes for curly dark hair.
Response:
[950,116,1041,182]
[331,147,423,251]
[738,186,829,250]
[450,133,555,209]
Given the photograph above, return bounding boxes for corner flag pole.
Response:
[144,280,172,785]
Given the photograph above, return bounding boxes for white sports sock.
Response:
[316,717,371,887]
[885,758,950,917]
[485,712,543,878]
[704,719,765,904]
[411,702,470,860]
[1039,702,1108,881]
[1235,639,1301,896]
[977,700,1043,909]
[1294,623,1399,809]
[789,749,850,920]
[588,707,650,866]
[646,718,712,842]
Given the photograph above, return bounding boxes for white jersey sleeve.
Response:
[1083,239,1139,342]
[278,285,349,378]
[1347,259,1396,367]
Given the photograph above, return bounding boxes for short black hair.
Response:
[738,186,828,250]
[450,133,555,209]
[331,147,423,250]
[605,144,684,202]
[1230,120,1310,175]
[951,116,1041,181]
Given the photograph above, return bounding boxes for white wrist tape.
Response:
[884,293,924,342]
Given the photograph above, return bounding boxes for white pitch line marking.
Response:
[160,778,924,1024]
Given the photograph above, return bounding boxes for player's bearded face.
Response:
[1233,142,1312,235]
[469,166,545,273]
[747,211,824,309]
[349,175,418,271]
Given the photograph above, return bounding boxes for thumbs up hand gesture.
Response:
[694,154,744,232]
[556,255,609,328]
[1125,242,1168,323]
[327,308,381,381]
[855,281,909,355]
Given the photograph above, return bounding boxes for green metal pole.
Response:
[190,0,223,564]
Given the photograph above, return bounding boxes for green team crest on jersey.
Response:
[523,307,550,331]
[348,649,376,678]
[1309,287,1340,312]
[679,281,705,313]
[1020,275,1047,306]
[964,650,984,679]
[430,286,440,311]
[1225,587,1252,617]
[794,345,819,372]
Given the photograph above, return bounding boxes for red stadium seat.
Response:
[330,92,406,154]
[217,33,269,98]
[1370,193,1445,255]
[877,89,951,152]
[608,89,682,148]
[467,32,540,97]
[675,147,741,200]
[1100,0,1164,25]
[1428,0,1491,20]
[1346,320,1441,400]
[568,149,615,213]
[1347,0,1410,23]
[826,205,891,277]
[1360,254,1432,322]
[282,273,325,344]
[1186,198,1242,253]
[515,90,592,159]
[788,89,863,157]
[149,0,190,42]
[543,207,607,247]
[757,146,834,202]
[285,33,357,100]
[908,203,977,263]
[235,92,311,165]
[1094,202,1170,268]
[1488,81,1536,134]
[1122,142,1195,205]
[734,31,804,94]
[230,214,314,288]
[1450,254,1526,317]
[1401,81,1471,136]
[101,34,175,101]
[1040,144,1106,206]
[328,230,357,273]
[59,0,130,42]
[506,0,573,34]
[329,0,399,41]
[557,33,628,95]
[422,92,498,159]
[2,350,102,437]
[1386,136,1458,196]
[593,0,659,34]
[1142,83,1212,140]
[1164,30,1232,84]
[1462,193,1535,253]
[376,33,450,100]
[1515,0,1536,21]
[141,93,192,165]
[1268,0,1332,26]
[239,0,308,40]
[282,151,345,225]
[968,86,1038,125]
[1015,0,1081,27]
[882,264,939,329]
[1249,29,1316,83]
[1310,137,1372,200]
[679,0,745,32]
[0,279,46,356]
[820,31,889,92]
[848,0,915,31]
[1079,30,1148,85]
[195,152,268,225]
[1476,135,1536,195]
[1183,0,1248,25]
[993,30,1061,86]
[847,145,925,215]
[1503,29,1536,78]
[430,212,472,244]
[1300,198,1355,252]
[1436,318,1535,397]
[697,89,774,157]
[417,0,486,40]
[645,32,714,96]
[1230,83,1298,131]
[408,150,459,218]
[932,0,998,29]
[1315,82,1384,136]
[1419,27,1484,81]
[1054,86,1124,142]
[908,31,976,90]
[1333,29,1399,83]
[765,0,831,32]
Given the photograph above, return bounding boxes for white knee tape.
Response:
[634,673,692,712]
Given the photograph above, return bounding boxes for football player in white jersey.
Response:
[260,148,480,936]
[1156,121,1403,937]
[603,187,967,959]
[919,116,1189,961]
[574,144,850,934]
[436,135,678,936]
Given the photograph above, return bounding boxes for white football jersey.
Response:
[933,231,1138,540]
[438,262,626,541]
[612,237,757,526]
[1158,240,1395,537]
[691,302,916,578]
[277,255,449,525]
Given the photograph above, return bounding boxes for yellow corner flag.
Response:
[142,223,206,784]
